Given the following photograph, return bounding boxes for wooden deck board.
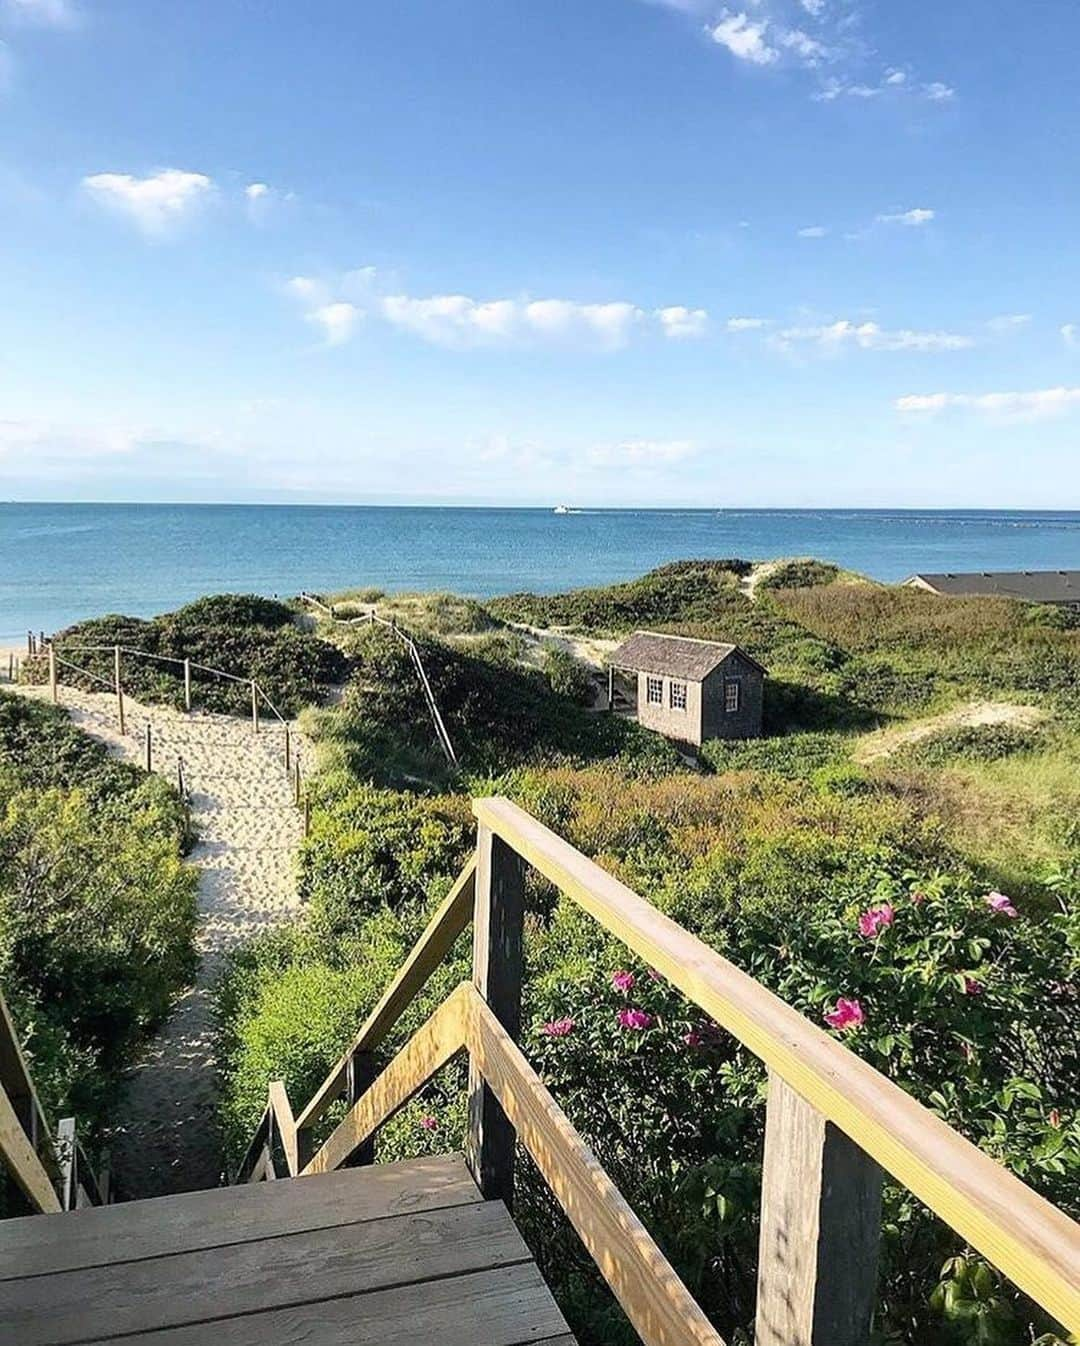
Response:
[0,1153,573,1346]
[0,1153,479,1280]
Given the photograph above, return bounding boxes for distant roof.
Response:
[905,570,1080,603]
[610,631,764,680]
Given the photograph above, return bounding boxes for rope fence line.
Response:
[21,639,312,834]
[298,591,458,769]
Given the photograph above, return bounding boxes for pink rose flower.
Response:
[857,904,895,938]
[682,1030,703,1047]
[611,970,636,994]
[823,997,865,1031]
[419,1115,438,1131]
[984,891,1018,918]
[963,977,983,996]
[540,1017,575,1037]
[910,890,927,905]
[617,1007,653,1031]
[1049,1109,1061,1129]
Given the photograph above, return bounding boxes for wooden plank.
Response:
[0,1085,59,1215]
[295,857,475,1136]
[303,985,469,1176]
[95,1263,569,1346]
[463,985,722,1346]
[467,826,526,1206]
[474,797,1080,1334]
[0,1154,480,1280]
[755,1071,881,1346]
[268,1080,298,1177]
[3,1199,530,1345]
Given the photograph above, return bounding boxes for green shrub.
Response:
[36,596,348,717]
[701,731,851,778]
[756,558,843,590]
[544,648,594,705]
[896,723,1043,769]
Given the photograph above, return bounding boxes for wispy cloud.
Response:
[587,438,698,467]
[896,387,1080,420]
[82,168,214,236]
[707,13,779,65]
[726,316,770,331]
[1062,323,1078,348]
[815,73,955,103]
[797,224,828,238]
[3,0,78,26]
[876,207,935,227]
[285,269,709,351]
[775,318,973,353]
[985,313,1032,333]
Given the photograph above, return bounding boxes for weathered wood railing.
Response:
[239,797,1080,1344]
[0,991,105,1214]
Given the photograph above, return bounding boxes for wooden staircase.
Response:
[2,796,1079,1346]
[0,1155,572,1345]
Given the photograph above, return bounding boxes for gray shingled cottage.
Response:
[608,631,765,747]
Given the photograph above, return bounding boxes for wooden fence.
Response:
[299,592,458,767]
[0,990,105,1215]
[237,796,1080,1345]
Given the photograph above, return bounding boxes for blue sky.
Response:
[2,0,1078,507]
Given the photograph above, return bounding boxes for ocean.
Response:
[2,503,1079,642]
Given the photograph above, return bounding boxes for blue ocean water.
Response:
[2,503,1080,641]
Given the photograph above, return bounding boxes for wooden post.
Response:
[343,1053,377,1167]
[177,756,185,799]
[303,798,311,837]
[465,824,526,1207]
[293,760,301,807]
[144,723,152,773]
[114,646,126,735]
[183,659,192,713]
[48,645,57,704]
[251,680,259,735]
[26,631,33,657]
[754,1072,882,1346]
[284,724,291,773]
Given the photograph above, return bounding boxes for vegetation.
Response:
[33,594,347,717]
[0,693,197,1136]
[179,560,1075,1344]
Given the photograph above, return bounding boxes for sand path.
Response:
[9,683,309,1197]
[853,699,1046,764]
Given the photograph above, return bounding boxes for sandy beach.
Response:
[6,680,310,1197]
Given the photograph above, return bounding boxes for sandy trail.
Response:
[853,699,1046,764]
[10,683,309,1197]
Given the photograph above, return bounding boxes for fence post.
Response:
[184,659,192,713]
[48,645,58,704]
[177,756,185,799]
[343,1053,376,1167]
[754,1071,882,1346]
[114,646,126,735]
[144,723,152,773]
[26,631,33,657]
[465,823,526,1208]
[284,724,291,773]
[293,760,301,807]
[251,681,259,736]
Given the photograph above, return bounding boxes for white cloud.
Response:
[986,313,1032,332]
[896,387,1080,420]
[799,0,826,14]
[308,302,361,346]
[776,319,973,353]
[727,316,769,331]
[587,439,697,467]
[1062,323,1078,348]
[82,168,213,236]
[656,305,709,339]
[707,13,778,65]
[876,207,935,227]
[245,182,268,200]
[797,225,828,238]
[379,294,649,349]
[884,68,906,85]
[924,81,955,102]
[3,0,77,26]
[780,27,829,63]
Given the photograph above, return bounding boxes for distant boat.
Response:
[553,504,572,515]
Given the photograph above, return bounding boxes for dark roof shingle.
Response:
[906,570,1080,603]
[610,630,762,680]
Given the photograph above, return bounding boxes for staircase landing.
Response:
[0,1154,573,1345]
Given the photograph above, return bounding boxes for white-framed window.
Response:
[646,676,663,705]
[725,679,741,714]
[670,680,687,711]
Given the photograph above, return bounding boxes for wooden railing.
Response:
[239,797,1080,1344]
[0,991,105,1214]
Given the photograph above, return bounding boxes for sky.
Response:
[1,0,1079,508]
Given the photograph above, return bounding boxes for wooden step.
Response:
[0,1153,574,1346]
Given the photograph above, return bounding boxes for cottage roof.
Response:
[905,570,1080,603]
[610,630,764,680]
